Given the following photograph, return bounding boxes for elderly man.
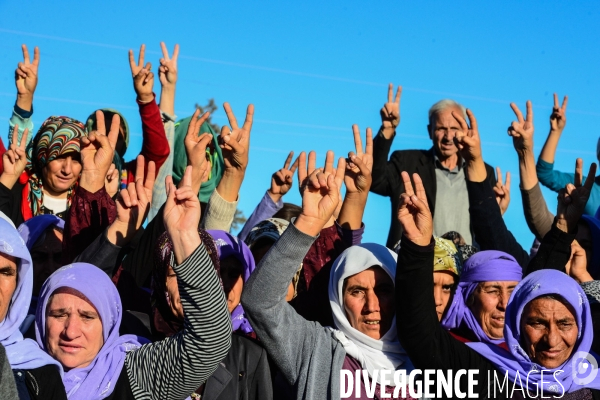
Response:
[371,84,496,248]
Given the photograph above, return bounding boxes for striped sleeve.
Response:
[124,242,232,400]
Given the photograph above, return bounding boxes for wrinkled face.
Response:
[42,153,82,196]
[0,254,18,322]
[428,107,463,160]
[469,281,519,340]
[165,266,184,321]
[31,228,63,296]
[343,266,395,340]
[521,297,578,369]
[46,292,104,371]
[433,271,456,321]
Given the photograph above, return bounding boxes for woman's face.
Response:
[41,153,82,196]
[0,254,18,322]
[46,292,104,371]
[343,266,395,340]
[521,297,579,369]
[433,271,456,321]
[469,280,519,340]
[165,266,184,321]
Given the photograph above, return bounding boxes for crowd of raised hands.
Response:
[0,40,599,400]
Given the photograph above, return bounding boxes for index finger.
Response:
[283,151,294,169]
[496,166,503,186]
[242,104,254,132]
[172,44,180,61]
[96,110,106,135]
[505,171,511,190]
[108,114,121,148]
[19,128,28,150]
[135,155,145,183]
[401,171,415,197]
[223,102,239,130]
[186,109,202,141]
[32,47,40,67]
[145,160,156,189]
[574,158,583,187]
[324,151,334,174]
[289,156,300,174]
[128,49,136,70]
[137,44,145,68]
[10,124,19,145]
[387,83,393,103]
[553,93,559,109]
[466,109,478,136]
[451,111,468,133]
[395,86,402,105]
[365,128,373,156]
[297,152,307,182]
[352,124,363,156]
[160,42,170,60]
[412,173,427,204]
[22,44,30,64]
[584,163,597,192]
[510,103,524,124]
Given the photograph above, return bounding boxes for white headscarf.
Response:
[328,243,413,385]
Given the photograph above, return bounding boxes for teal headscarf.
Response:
[173,117,224,203]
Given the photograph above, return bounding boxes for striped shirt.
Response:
[124,243,232,400]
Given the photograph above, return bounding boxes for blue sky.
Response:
[0,1,599,249]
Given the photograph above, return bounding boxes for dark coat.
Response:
[13,365,67,400]
[371,132,496,248]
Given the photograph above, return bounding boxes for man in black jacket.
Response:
[371,84,496,249]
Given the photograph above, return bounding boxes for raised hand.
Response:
[219,102,253,174]
[159,42,179,87]
[345,125,373,195]
[508,101,534,156]
[0,124,29,189]
[380,83,402,136]
[556,158,597,233]
[183,108,213,195]
[397,172,433,246]
[129,44,154,103]
[104,163,120,198]
[493,167,511,216]
[295,151,346,237]
[268,151,299,203]
[109,156,156,246]
[452,109,481,163]
[297,151,317,196]
[550,93,568,133]
[565,240,593,284]
[80,110,120,192]
[15,44,40,111]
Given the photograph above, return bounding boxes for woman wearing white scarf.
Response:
[328,243,414,384]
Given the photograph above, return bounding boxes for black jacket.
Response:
[13,365,67,400]
[371,130,496,248]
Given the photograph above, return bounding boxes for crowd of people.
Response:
[0,41,599,400]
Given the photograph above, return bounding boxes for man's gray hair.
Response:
[428,99,467,122]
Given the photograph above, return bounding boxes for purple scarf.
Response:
[441,250,522,345]
[0,218,61,371]
[469,269,600,394]
[18,214,65,249]
[208,230,256,334]
[35,263,143,399]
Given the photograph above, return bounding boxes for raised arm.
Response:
[9,44,39,148]
[537,94,574,191]
[158,42,178,116]
[454,109,529,267]
[238,151,297,240]
[124,167,231,399]
[242,151,345,382]
[202,103,253,230]
[371,83,402,197]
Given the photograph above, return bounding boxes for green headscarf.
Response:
[173,117,224,203]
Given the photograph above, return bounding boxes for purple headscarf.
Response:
[441,250,522,345]
[35,263,144,399]
[469,270,600,395]
[0,218,61,371]
[18,215,65,249]
[208,230,256,334]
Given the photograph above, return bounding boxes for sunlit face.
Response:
[45,292,104,371]
[0,254,18,322]
[31,228,63,296]
[428,107,463,160]
[343,266,395,340]
[42,153,82,197]
[433,271,456,321]
[165,266,184,321]
[469,281,519,340]
[521,297,578,369]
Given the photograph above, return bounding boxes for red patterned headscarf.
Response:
[22,116,86,220]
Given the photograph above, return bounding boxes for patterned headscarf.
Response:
[433,236,462,277]
[23,116,85,219]
[441,231,477,263]
[151,229,220,338]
